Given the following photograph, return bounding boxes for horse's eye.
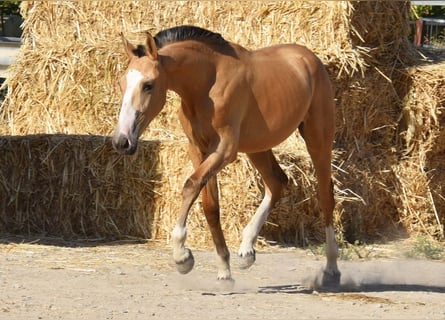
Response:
[142,82,153,92]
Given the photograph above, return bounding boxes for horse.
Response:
[112,25,340,286]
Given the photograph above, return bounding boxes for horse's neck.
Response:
[160,43,216,103]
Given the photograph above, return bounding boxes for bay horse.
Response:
[112,25,340,286]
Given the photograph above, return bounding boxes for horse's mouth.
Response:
[113,112,142,155]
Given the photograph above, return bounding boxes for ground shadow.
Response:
[257,282,445,295]
[0,234,147,248]
[257,258,445,295]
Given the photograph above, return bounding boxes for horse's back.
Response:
[251,43,323,71]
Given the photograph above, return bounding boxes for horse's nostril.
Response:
[113,134,137,155]
[113,135,129,151]
[121,136,130,150]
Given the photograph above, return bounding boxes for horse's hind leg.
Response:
[300,101,340,287]
[238,150,288,269]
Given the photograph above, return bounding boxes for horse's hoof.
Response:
[217,273,235,281]
[321,270,341,290]
[175,248,195,274]
[217,276,235,290]
[238,250,256,269]
[217,269,232,281]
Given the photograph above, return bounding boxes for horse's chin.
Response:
[120,144,138,155]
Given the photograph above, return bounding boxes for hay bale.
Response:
[332,62,445,242]
[1,0,371,245]
[1,1,444,245]
[0,134,332,247]
[348,1,417,66]
[397,62,445,238]
[2,1,407,137]
[0,135,158,238]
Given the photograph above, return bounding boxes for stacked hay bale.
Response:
[396,63,445,239]
[0,1,443,246]
[321,1,444,242]
[1,1,365,138]
[0,135,160,238]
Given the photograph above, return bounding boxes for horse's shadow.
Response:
[256,282,445,294]
[257,284,312,294]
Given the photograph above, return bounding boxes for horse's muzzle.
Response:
[112,133,138,155]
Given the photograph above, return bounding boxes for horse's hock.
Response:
[0,1,443,244]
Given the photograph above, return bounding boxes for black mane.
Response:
[154,25,229,49]
[130,26,236,58]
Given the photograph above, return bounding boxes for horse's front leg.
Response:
[202,175,232,280]
[171,147,231,278]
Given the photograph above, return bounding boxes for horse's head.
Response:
[112,32,167,155]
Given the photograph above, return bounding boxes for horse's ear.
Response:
[145,32,158,60]
[121,32,136,58]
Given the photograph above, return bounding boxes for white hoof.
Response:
[238,249,256,269]
[175,248,195,274]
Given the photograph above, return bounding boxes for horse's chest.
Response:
[179,109,216,152]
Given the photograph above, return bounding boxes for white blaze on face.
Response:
[117,69,144,135]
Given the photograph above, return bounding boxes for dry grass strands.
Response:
[1,1,371,137]
[0,134,330,247]
[397,62,445,238]
[0,135,159,239]
[333,62,445,242]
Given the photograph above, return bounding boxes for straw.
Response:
[0,1,443,246]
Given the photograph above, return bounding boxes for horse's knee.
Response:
[182,176,202,199]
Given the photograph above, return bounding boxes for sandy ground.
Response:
[1,239,444,320]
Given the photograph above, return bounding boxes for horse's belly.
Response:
[237,89,311,153]
[237,115,304,153]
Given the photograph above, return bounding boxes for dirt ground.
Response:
[0,239,444,320]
